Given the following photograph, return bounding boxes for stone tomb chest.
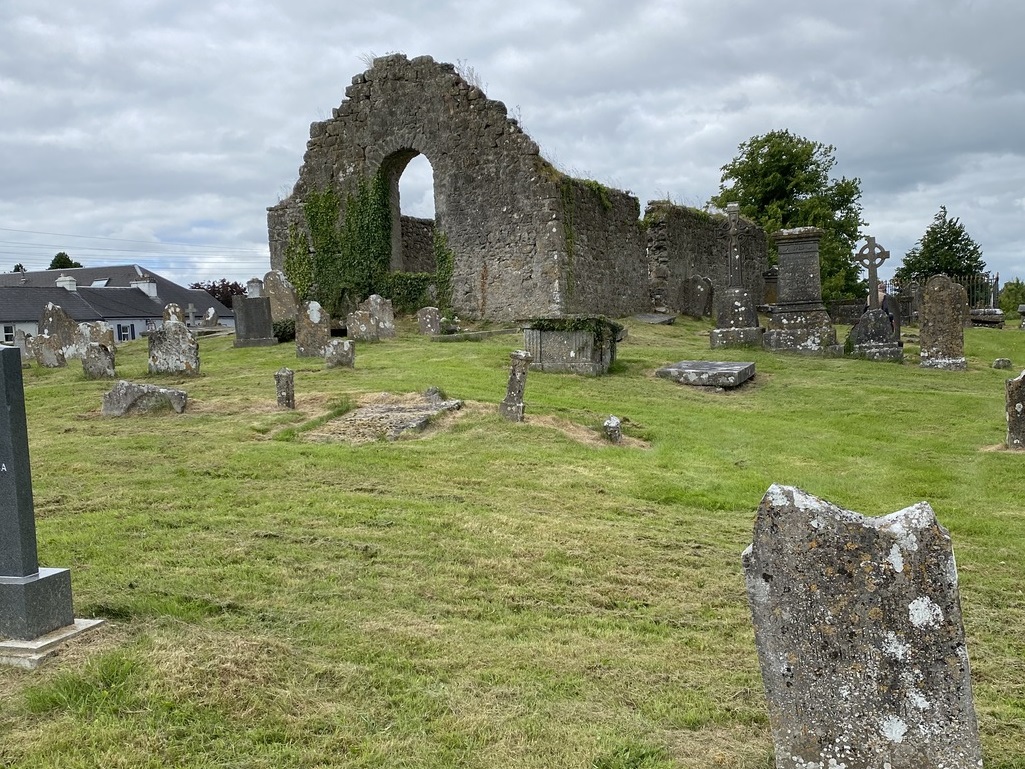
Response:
[522,318,623,376]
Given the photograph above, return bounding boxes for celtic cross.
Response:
[856,236,889,309]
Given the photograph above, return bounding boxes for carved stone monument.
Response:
[499,350,532,422]
[1007,370,1025,449]
[275,367,295,409]
[919,275,968,370]
[847,237,903,362]
[763,228,840,354]
[710,203,763,349]
[296,301,331,357]
[743,485,983,768]
[232,295,277,348]
[0,347,101,664]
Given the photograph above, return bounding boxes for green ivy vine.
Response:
[433,229,455,316]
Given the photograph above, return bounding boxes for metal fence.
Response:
[884,273,998,310]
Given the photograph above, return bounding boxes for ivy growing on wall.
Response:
[283,223,314,300]
[433,229,455,316]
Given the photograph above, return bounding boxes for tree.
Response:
[48,251,82,269]
[11,263,26,273]
[999,278,1025,316]
[190,279,247,307]
[709,129,865,300]
[894,206,985,283]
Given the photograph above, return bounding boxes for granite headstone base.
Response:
[0,567,74,641]
[655,361,755,389]
[763,307,841,355]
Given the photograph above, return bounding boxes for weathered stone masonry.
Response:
[268,54,650,322]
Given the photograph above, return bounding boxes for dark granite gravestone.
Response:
[232,296,277,348]
[0,347,74,640]
[680,275,713,319]
[743,485,983,768]
[655,360,755,389]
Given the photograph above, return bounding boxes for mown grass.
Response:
[1,316,1023,768]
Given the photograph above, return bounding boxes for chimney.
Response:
[130,277,159,299]
[55,274,77,292]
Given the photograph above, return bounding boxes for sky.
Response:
[2,0,1023,290]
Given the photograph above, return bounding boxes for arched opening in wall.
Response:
[382,150,437,274]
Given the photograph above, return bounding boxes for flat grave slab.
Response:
[655,360,755,389]
[634,313,676,325]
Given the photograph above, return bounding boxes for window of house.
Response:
[2,325,13,344]
[117,323,136,342]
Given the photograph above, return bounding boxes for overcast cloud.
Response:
[2,0,1023,288]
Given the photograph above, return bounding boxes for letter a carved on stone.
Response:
[742,485,983,768]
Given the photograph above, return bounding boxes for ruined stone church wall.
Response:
[400,216,435,274]
[644,202,767,315]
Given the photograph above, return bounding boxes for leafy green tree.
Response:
[709,129,865,300]
[11,263,26,273]
[894,206,985,283]
[48,251,82,269]
[189,279,247,307]
[999,278,1025,315]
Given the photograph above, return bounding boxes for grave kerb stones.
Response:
[743,484,983,768]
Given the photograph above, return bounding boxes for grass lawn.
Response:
[1,315,1023,768]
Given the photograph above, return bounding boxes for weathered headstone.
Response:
[102,380,187,416]
[742,485,983,768]
[0,347,75,640]
[324,339,355,369]
[417,307,441,335]
[274,367,295,409]
[993,358,1012,370]
[499,350,532,422]
[602,415,622,444]
[296,301,331,357]
[655,360,755,389]
[185,303,198,326]
[680,275,713,319]
[346,310,380,343]
[847,238,903,362]
[711,203,763,348]
[29,336,66,369]
[246,277,264,298]
[201,307,219,328]
[919,275,967,370]
[763,228,840,354]
[13,331,30,363]
[148,323,200,375]
[78,321,114,350]
[263,270,299,323]
[358,294,396,338]
[232,295,277,347]
[82,343,116,379]
[36,303,83,362]
[1007,370,1025,449]
[163,303,185,324]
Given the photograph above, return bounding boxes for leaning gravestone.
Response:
[919,275,967,370]
[499,350,533,422]
[358,294,396,338]
[200,307,219,328]
[1007,370,1025,449]
[0,347,75,641]
[346,310,380,343]
[263,270,299,323]
[38,302,84,360]
[82,343,116,379]
[742,485,983,768]
[148,321,200,375]
[102,380,187,416]
[231,295,277,347]
[417,307,441,336]
[296,301,331,357]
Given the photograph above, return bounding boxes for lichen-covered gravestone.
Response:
[1007,370,1025,449]
[742,485,983,768]
[148,322,200,375]
[417,307,441,335]
[82,343,116,379]
[324,339,355,369]
[296,301,331,357]
[274,367,295,409]
[263,270,298,324]
[358,294,395,338]
[163,303,185,324]
[102,380,187,416]
[346,310,380,343]
[499,350,532,422]
[919,275,968,370]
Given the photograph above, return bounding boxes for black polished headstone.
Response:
[232,296,277,348]
[0,347,73,639]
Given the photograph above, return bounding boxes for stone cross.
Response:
[0,347,74,640]
[726,202,743,288]
[186,303,198,326]
[856,237,889,310]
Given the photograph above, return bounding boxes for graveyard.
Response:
[0,314,1023,768]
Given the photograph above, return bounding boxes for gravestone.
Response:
[358,294,396,338]
[0,347,75,640]
[742,485,983,768]
[78,321,114,350]
[185,303,198,327]
[275,367,295,409]
[655,360,755,389]
[602,415,622,444]
[246,277,264,298]
[36,303,83,362]
[13,331,30,363]
[847,238,903,362]
[29,335,66,369]
[763,228,840,354]
[522,318,620,375]
[346,310,380,342]
[295,301,331,357]
[1007,370,1025,449]
[231,295,277,347]
[201,307,219,328]
[263,270,299,323]
[919,275,967,370]
[324,339,355,369]
[82,343,116,379]
[499,350,532,422]
[680,275,713,319]
[163,303,185,324]
[417,307,441,335]
[710,203,763,348]
[102,380,187,416]
[993,358,1012,369]
[148,323,200,375]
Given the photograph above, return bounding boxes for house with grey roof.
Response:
[0,265,234,343]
